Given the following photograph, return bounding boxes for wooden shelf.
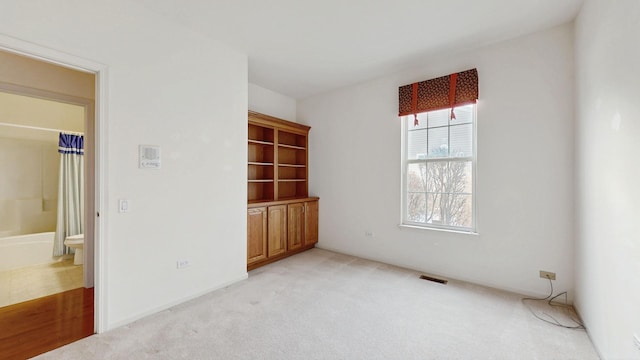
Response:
[248,139,274,146]
[278,143,306,150]
[248,111,309,202]
[248,198,275,204]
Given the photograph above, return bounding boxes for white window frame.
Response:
[400,105,477,233]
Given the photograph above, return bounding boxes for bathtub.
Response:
[0,232,58,271]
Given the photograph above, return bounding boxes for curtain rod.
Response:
[0,122,84,135]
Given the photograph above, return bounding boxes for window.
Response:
[401,104,476,232]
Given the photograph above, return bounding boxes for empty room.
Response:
[0,0,637,359]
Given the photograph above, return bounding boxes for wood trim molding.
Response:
[0,81,93,107]
[249,111,310,133]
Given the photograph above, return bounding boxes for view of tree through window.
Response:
[403,105,475,231]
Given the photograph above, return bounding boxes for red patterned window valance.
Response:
[398,68,478,121]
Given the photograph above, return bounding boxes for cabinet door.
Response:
[304,200,319,245]
[268,205,287,257]
[247,207,267,264]
[287,202,305,251]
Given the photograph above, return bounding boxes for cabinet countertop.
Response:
[248,197,319,208]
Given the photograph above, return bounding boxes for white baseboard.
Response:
[105,272,249,331]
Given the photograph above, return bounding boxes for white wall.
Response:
[0,138,58,237]
[0,1,248,330]
[0,92,85,142]
[574,1,640,359]
[298,24,575,298]
[249,83,297,121]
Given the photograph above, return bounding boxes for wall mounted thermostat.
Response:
[139,145,161,169]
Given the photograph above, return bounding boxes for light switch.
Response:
[119,199,130,213]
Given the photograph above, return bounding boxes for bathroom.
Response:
[0,90,86,308]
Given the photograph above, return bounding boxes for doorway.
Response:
[0,91,88,306]
[0,42,104,356]
[0,48,96,286]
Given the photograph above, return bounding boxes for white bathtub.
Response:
[0,232,57,271]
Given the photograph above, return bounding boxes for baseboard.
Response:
[106,272,248,331]
[572,303,602,359]
[314,244,558,300]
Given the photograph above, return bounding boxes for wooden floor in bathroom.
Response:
[0,287,94,359]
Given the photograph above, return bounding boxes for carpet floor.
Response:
[35,248,600,359]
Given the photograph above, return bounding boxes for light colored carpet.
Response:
[35,249,600,359]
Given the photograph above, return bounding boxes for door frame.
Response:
[0,34,109,333]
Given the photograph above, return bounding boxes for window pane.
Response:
[425,161,472,196]
[459,161,473,194]
[425,193,440,224]
[428,127,448,157]
[423,161,472,227]
[450,123,473,157]
[407,192,426,222]
[407,129,428,160]
[427,108,450,128]
[423,193,472,228]
[406,112,429,130]
[407,163,427,192]
[432,194,472,228]
[452,104,474,124]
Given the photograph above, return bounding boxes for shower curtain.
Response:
[53,133,84,257]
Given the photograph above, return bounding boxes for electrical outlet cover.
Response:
[539,270,556,280]
[176,260,190,269]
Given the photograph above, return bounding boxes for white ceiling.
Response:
[134,0,584,99]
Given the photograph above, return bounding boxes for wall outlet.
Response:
[365,231,374,237]
[176,259,190,269]
[539,270,556,280]
[633,333,640,351]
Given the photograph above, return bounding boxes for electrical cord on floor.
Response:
[521,276,585,329]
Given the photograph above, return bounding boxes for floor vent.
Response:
[419,275,448,284]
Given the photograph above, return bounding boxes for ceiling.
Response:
[134,0,584,99]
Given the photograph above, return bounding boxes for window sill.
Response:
[398,224,479,236]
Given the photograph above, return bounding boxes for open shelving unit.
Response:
[247,112,309,202]
[248,124,275,202]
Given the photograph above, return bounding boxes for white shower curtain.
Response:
[53,133,84,257]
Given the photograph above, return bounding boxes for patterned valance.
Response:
[399,68,478,122]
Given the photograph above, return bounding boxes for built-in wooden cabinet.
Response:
[247,112,319,270]
[287,202,305,251]
[247,207,267,264]
[304,200,319,246]
[247,198,319,270]
[267,205,287,258]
